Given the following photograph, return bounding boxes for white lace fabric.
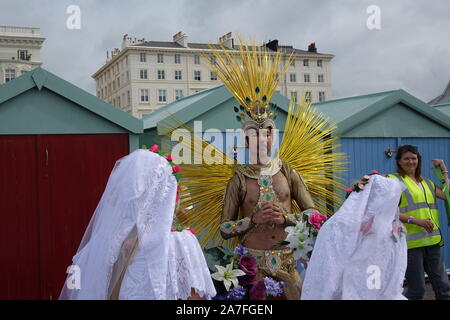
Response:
[301,175,407,300]
[59,150,215,300]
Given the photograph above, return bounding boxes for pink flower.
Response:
[186,228,196,235]
[380,174,387,177]
[172,166,181,173]
[238,255,258,285]
[249,280,267,300]
[371,169,379,174]
[344,187,353,193]
[165,154,174,161]
[308,210,328,230]
[150,144,159,153]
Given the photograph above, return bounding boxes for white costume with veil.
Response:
[59,149,216,300]
[301,175,408,300]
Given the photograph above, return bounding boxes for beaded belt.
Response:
[243,247,296,275]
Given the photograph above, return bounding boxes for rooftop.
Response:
[429,80,450,105]
[0,26,41,37]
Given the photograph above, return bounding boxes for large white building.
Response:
[0,26,45,84]
[92,32,334,118]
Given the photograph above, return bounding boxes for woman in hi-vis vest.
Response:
[388,145,450,300]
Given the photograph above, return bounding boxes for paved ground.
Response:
[403,280,443,300]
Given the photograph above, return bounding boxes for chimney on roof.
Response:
[219,32,233,49]
[308,42,317,53]
[173,31,188,47]
[265,39,279,52]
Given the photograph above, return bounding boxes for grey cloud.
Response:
[1,0,449,102]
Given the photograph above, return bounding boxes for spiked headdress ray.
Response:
[206,38,292,127]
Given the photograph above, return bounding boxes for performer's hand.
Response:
[271,203,285,225]
[414,218,434,233]
[252,202,276,224]
[432,159,445,167]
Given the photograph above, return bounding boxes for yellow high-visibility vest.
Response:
[388,173,442,249]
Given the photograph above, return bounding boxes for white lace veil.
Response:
[301,175,407,300]
[59,149,177,299]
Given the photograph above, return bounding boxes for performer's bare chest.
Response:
[242,172,291,213]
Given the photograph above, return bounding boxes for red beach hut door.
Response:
[0,134,129,299]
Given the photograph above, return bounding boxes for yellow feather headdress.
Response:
[206,39,292,127]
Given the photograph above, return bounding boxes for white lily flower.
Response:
[211,261,246,291]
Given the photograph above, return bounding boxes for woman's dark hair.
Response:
[395,145,422,181]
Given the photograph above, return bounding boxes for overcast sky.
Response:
[1,0,449,102]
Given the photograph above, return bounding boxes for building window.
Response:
[194,70,201,81]
[140,89,149,102]
[304,74,310,83]
[140,69,148,79]
[117,78,120,88]
[303,59,309,67]
[127,91,131,105]
[175,70,182,80]
[174,54,181,64]
[210,71,217,81]
[158,89,167,102]
[210,56,216,64]
[157,53,164,63]
[305,91,312,103]
[126,71,130,81]
[157,70,165,80]
[175,89,184,100]
[5,69,16,82]
[125,56,129,65]
[289,73,296,83]
[319,91,325,102]
[291,59,295,67]
[18,50,28,60]
[318,74,324,83]
[194,55,200,64]
[317,60,323,67]
[140,53,146,62]
[291,91,298,103]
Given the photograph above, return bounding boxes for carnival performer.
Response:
[169,39,346,300]
[301,174,408,300]
[59,149,216,300]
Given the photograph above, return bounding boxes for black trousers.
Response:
[405,244,450,300]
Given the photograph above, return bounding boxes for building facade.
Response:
[0,26,45,85]
[92,32,334,118]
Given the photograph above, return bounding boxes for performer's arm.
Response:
[286,168,317,226]
[220,175,254,240]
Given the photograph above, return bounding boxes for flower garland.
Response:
[141,144,182,201]
[344,170,387,198]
